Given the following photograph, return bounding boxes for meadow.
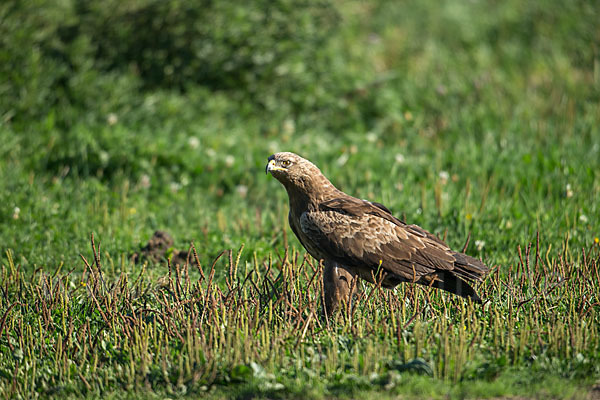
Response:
[1,0,599,398]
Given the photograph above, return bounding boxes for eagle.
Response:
[266,152,489,315]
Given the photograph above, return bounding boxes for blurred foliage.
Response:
[1,0,598,131]
[0,0,344,125]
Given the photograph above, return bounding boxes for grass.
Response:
[1,0,599,398]
[0,236,598,398]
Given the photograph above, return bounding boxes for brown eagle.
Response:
[266,152,489,315]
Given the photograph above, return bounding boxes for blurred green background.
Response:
[0,0,598,273]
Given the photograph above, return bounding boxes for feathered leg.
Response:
[322,260,357,317]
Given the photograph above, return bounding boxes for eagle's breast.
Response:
[297,211,329,260]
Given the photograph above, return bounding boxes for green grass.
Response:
[1,0,599,398]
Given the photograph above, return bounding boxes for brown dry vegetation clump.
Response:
[130,230,189,266]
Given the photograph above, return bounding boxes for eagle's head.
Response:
[266,152,322,188]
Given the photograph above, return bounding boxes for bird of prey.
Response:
[266,152,489,315]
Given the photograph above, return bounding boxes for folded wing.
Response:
[298,196,487,301]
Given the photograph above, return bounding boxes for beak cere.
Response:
[266,159,277,175]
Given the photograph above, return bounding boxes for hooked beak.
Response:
[266,157,286,175]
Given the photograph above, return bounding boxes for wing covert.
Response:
[300,207,456,282]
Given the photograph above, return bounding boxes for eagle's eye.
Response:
[281,160,292,168]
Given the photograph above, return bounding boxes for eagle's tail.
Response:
[451,252,489,282]
[425,272,482,303]
[420,252,488,303]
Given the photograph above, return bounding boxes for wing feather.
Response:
[299,197,459,282]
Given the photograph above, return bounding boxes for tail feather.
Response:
[421,271,483,303]
[417,250,489,303]
[451,252,489,282]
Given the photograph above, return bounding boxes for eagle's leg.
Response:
[322,260,357,317]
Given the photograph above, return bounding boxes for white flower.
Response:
[107,113,118,126]
[566,184,573,198]
[206,148,216,158]
[139,174,151,189]
[188,136,200,149]
[236,185,248,198]
[395,153,405,164]
[336,153,349,166]
[366,132,378,143]
[170,182,181,193]
[224,155,235,167]
[99,150,109,165]
[180,174,190,186]
[579,214,588,223]
[475,240,485,251]
[12,207,20,220]
[439,171,449,185]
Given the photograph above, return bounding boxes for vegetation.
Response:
[1,0,599,398]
